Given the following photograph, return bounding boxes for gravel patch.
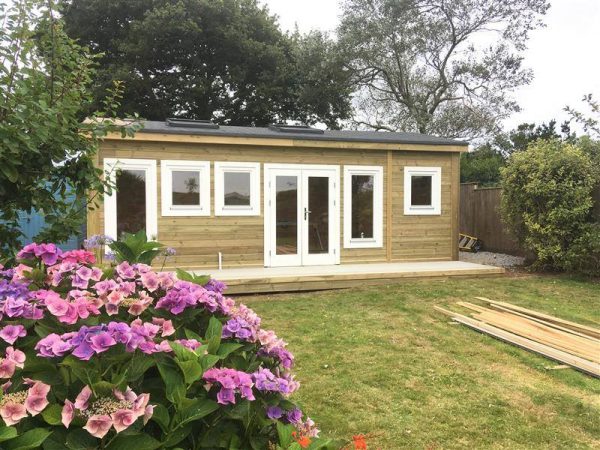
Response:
[460,251,525,268]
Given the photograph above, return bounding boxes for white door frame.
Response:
[264,164,340,267]
[104,158,158,241]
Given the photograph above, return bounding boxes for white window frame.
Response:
[343,165,383,248]
[404,166,442,215]
[160,160,210,216]
[104,158,158,240]
[214,162,261,216]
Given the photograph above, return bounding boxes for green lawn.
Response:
[242,275,600,449]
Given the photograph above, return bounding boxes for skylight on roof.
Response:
[166,118,219,129]
[268,123,325,135]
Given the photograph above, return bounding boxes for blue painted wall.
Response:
[16,209,84,251]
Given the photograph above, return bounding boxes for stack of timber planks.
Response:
[435,297,600,378]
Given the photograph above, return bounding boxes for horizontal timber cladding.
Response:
[89,140,460,269]
[391,151,458,261]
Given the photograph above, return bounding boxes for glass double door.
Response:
[265,165,340,267]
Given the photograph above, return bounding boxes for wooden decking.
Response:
[201,261,505,294]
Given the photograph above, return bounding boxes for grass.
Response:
[242,274,600,449]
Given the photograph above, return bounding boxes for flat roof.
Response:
[137,120,468,147]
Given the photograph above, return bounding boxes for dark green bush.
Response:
[500,139,600,275]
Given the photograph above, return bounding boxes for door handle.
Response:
[304,208,311,220]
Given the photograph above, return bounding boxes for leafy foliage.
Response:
[460,146,505,185]
[0,242,336,449]
[500,139,600,275]
[338,0,549,138]
[0,0,141,257]
[565,94,600,139]
[108,230,163,265]
[62,0,353,128]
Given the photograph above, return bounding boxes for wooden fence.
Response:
[460,183,522,255]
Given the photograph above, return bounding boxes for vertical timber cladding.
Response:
[391,151,458,261]
[91,139,461,269]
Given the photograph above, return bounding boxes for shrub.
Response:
[500,139,600,275]
[0,240,336,449]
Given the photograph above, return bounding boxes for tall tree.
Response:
[62,0,353,128]
[0,0,139,256]
[338,0,549,138]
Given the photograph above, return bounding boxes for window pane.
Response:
[117,169,146,236]
[172,171,200,206]
[308,176,329,254]
[351,175,374,239]
[276,176,298,255]
[224,172,251,206]
[411,175,432,206]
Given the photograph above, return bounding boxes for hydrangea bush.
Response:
[0,240,335,449]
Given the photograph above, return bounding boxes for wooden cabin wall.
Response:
[88,140,460,269]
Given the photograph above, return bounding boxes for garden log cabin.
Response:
[87,119,470,271]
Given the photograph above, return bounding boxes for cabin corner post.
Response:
[86,148,102,238]
[451,152,460,260]
[386,150,393,261]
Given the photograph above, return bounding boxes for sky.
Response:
[261,0,600,132]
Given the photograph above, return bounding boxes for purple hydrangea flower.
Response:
[266,406,283,420]
[202,368,255,405]
[286,407,303,424]
[83,234,113,250]
[17,243,62,265]
[156,281,233,315]
[253,368,299,396]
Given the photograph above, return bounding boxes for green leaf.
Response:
[125,354,155,382]
[217,342,243,358]
[92,380,115,397]
[206,317,222,354]
[150,403,170,433]
[0,426,18,443]
[156,359,185,405]
[65,429,98,450]
[277,422,295,448]
[41,404,63,426]
[105,434,161,450]
[170,341,196,362]
[3,428,52,450]
[200,353,220,372]
[177,359,203,385]
[183,328,203,341]
[175,398,219,428]
[162,424,193,448]
[0,162,19,183]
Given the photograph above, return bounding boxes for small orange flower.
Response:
[353,434,367,450]
[292,431,312,448]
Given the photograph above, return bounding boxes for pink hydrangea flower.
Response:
[0,379,50,426]
[0,324,26,344]
[62,399,75,428]
[83,414,113,439]
[140,272,160,292]
[67,386,152,438]
[0,347,26,378]
[60,249,96,265]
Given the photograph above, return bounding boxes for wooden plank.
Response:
[474,311,599,362]
[457,302,599,361]
[489,304,600,342]
[478,298,600,339]
[434,307,600,378]
[222,270,504,294]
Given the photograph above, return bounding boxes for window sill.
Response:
[344,238,383,249]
